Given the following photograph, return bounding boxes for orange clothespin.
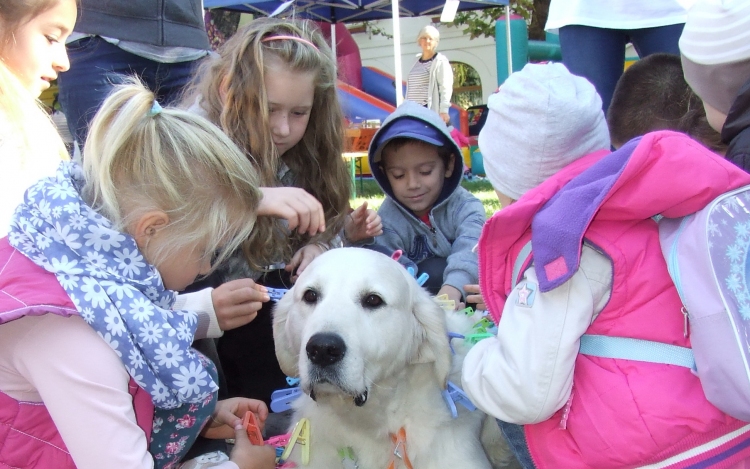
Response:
[388,427,414,469]
[242,411,264,446]
[280,418,310,465]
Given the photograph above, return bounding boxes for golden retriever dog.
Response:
[273,247,515,468]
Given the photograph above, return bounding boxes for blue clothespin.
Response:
[447,332,465,355]
[416,272,429,286]
[270,387,303,413]
[407,266,416,277]
[267,287,288,302]
[286,376,301,387]
[441,380,477,418]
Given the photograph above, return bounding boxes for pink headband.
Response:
[261,35,319,51]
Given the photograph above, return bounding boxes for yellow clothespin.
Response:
[280,417,310,465]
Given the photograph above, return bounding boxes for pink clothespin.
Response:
[391,250,402,261]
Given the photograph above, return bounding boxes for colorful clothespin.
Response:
[407,266,416,277]
[447,332,465,355]
[338,447,359,469]
[459,306,475,316]
[464,332,493,345]
[416,273,429,287]
[242,411,264,445]
[267,287,289,302]
[441,381,477,418]
[280,418,310,465]
[265,433,291,447]
[286,376,301,387]
[270,387,303,413]
[472,317,493,333]
[391,250,403,261]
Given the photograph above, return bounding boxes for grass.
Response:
[351,177,501,218]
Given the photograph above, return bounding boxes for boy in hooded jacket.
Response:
[367,101,485,308]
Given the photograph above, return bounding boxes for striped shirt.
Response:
[406,55,436,106]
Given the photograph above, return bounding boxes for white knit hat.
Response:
[680,0,750,114]
[478,63,610,201]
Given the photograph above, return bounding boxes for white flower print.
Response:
[172,362,210,399]
[31,253,51,270]
[68,212,87,230]
[55,223,81,249]
[58,273,79,290]
[113,248,146,278]
[83,250,108,270]
[48,181,76,200]
[155,342,184,369]
[126,366,145,388]
[104,306,126,336]
[51,206,63,219]
[35,233,53,250]
[101,280,134,301]
[130,297,155,322]
[152,380,172,403]
[7,231,24,245]
[175,309,198,325]
[63,202,80,214]
[176,322,192,342]
[140,321,164,345]
[42,226,62,243]
[84,225,125,252]
[98,332,122,357]
[129,348,146,369]
[80,277,108,308]
[37,199,52,219]
[144,286,160,301]
[80,307,95,323]
[50,255,83,276]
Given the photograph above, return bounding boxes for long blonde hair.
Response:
[183,17,350,265]
[83,79,274,272]
[0,0,69,165]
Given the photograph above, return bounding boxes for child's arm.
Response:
[442,196,486,301]
[461,245,612,424]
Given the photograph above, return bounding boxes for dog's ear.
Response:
[272,293,300,378]
[410,289,452,386]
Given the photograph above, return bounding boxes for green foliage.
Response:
[451,62,483,108]
[449,0,549,41]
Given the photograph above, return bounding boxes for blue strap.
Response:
[580,334,696,369]
[511,241,533,289]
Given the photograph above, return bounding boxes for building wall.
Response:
[348,17,499,105]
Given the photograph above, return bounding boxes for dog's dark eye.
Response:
[362,294,384,309]
[302,289,318,304]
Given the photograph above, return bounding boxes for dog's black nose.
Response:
[306,333,346,367]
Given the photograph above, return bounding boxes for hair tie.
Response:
[148,100,162,117]
[261,35,319,51]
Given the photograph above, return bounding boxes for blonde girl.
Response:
[0,80,279,469]
[183,17,382,402]
[0,0,74,236]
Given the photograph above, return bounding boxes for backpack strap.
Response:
[579,334,696,370]
[512,242,696,370]
[511,241,534,289]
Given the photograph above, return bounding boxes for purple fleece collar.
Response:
[531,138,641,292]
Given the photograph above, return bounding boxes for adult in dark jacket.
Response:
[679,0,750,172]
[57,0,211,146]
[722,78,750,170]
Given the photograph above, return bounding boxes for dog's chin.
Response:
[305,379,369,407]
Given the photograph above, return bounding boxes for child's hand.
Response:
[345,202,383,242]
[285,243,326,281]
[228,423,277,469]
[464,284,486,311]
[202,398,269,440]
[258,187,325,236]
[437,285,464,310]
[212,279,270,331]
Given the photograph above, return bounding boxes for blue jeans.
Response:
[57,36,203,145]
[558,23,685,113]
[497,420,537,469]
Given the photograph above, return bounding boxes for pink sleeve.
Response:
[13,314,154,469]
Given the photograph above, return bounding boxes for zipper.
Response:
[430,227,437,248]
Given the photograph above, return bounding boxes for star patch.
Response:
[516,281,537,308]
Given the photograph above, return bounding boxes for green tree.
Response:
[451,0,550,41]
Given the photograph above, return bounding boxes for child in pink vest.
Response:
[461,63,750,468]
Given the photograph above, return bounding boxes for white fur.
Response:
[273,247,514,468]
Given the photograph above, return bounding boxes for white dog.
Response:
[273,247,514,468]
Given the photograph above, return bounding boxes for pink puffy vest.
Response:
[479,133,750,468]
[0,237,154,468]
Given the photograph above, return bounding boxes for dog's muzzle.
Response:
[306,332,347,366]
